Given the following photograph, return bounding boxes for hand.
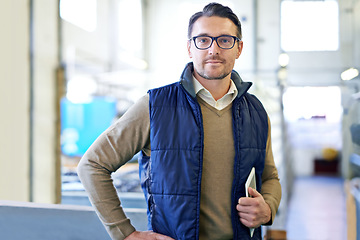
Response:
[125,231,175,240]
[236,187,271,228]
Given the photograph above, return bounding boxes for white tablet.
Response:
[245,167,256,237]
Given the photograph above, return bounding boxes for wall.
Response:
[354,0,360,67]
[0,200,147,240]
[0,0,60,203]
[0,0,30,201]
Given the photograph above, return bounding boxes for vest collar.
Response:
[179,62,252,99]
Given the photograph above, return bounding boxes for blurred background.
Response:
[1,0,360,239]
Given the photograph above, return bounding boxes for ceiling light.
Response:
[278,53,289,67]
[341,68,359,81]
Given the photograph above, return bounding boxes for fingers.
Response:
[236,200,259,228]
[237,206,261,228]
[236,202,259,217]
[238,212,258,228]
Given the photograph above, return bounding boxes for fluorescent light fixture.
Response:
[341,68,359,81]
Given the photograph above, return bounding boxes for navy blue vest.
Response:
[139,63,268,240]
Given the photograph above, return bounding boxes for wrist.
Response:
[264,203,272,225]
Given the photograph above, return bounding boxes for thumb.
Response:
[248,187,261,198]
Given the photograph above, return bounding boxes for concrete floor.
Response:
[286,176,347,240]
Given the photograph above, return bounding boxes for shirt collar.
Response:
[193,75,238,98]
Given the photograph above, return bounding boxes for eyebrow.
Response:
[192,33,209,37]
[193,33,233,37]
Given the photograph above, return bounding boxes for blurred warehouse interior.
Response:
[1,0,360,239]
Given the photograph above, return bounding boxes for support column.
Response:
[32,0,61,203]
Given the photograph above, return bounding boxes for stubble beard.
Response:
[195,68,231,81]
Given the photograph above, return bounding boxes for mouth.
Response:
[205,59,224,64]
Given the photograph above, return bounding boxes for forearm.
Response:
[77,94,150,239]
[77,158,136,239]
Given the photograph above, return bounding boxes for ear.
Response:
[236,41,243,59]
[187,40,192,58]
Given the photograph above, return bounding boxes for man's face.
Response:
[187,16,243,81]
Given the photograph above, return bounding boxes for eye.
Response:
[197,37,210,44]
[219,37,231,44]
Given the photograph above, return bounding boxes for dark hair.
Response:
[188,2,242,39]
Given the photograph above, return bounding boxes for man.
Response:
[78,3,281,240]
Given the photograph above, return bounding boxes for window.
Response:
[283,86,342,122]
[117,0,146,69]
[281,1,339,52]
[60,0,97,32]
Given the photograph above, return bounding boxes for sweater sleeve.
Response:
[260,116,282,225]
[77,94,150,240]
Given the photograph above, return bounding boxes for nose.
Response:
[208,39,221,55]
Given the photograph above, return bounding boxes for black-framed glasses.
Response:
[189,35,240,50]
